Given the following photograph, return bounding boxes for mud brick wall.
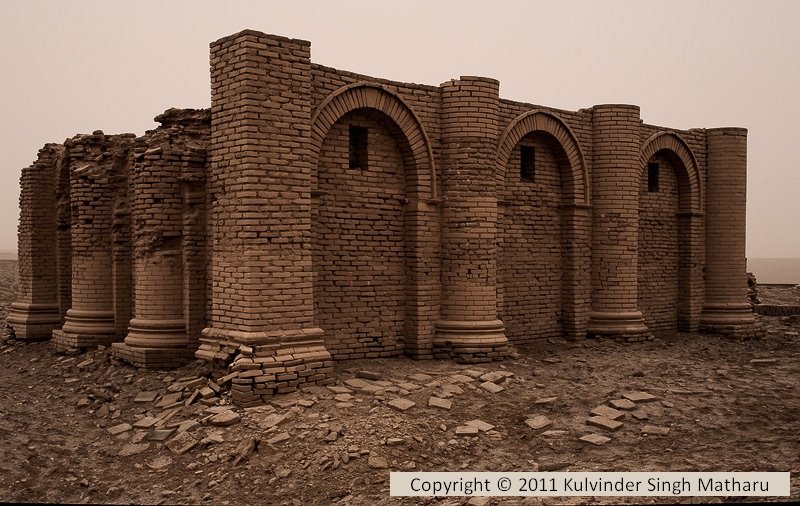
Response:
[312,110,407,359]
[638,152,680,331]
[308,64,443,359]
[13,29,759,380]
[494,101,593,341]
[498,132,565,343]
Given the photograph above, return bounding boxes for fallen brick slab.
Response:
[465,419,495,432]
[590,405,625,420]
[118,443,150,457]
[344,378,373,389]
[133,391,158,403]
[388,398,415,412]
[479,371,507,384]
[641,425,670,435]
[156,392,183,408]
[428,397,452,410]
[479,381,504,394]
[586,416,623,431]
[579,434,611,445]
[622,391,658,403]
[107,423,133,435]
[455,425,479,436]
[609,398,636,410]
[451,374,474,383]
[167,431,197,455]
[133,416,158,429]
[209,410,241,427]
[525,415,552,430]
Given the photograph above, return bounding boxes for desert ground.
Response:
[0,258,798,505]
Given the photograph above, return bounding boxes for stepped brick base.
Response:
[110,342,195,368]
[198,335,334,407]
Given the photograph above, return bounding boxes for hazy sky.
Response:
[1,0,798,257]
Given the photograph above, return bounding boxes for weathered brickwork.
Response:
[313,110,408,360]
[498,132,565,343]
[638,153,680,331]
[10,29,759,405]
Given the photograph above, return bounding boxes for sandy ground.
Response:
[0,259,798,505]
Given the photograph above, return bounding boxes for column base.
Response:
[6,302,61,341]
[700,303,761,339]
[433,319,510,363]
[198,326,334,407]
[124,318,187,349]
[110,342,196,368]
[586,311,653,341]
[54,309,117,350]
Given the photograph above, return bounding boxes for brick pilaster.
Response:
[434,76,509,362]
[54,133,134,350]
[700,128,758,337]
[587,105,650,339]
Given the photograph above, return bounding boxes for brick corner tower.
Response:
[198,30,333,406]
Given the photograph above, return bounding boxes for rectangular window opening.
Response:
[520,145,535,181]
[648,163,659,192]
[349,126,368,170]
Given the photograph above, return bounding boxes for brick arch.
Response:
[640,132,702,213]
[310,82,436,199]
[495,110,589,205]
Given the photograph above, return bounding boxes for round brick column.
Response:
[57,163,116,348]
[434,76,508,362]
[587,104,650,339]
[7,145,62,341]
[113,141,190,367]
[700,128,757,336]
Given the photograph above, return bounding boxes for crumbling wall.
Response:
[6,145,63,340]
[53,131,134,351]
[111,108,210,367]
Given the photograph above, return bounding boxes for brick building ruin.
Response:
[8,30,758,406]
